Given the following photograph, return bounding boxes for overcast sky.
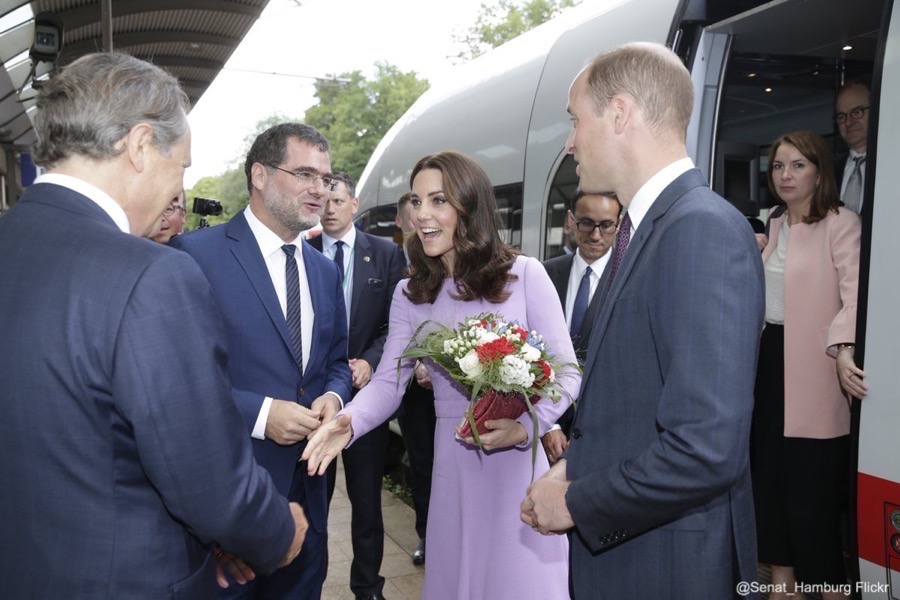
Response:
[185,0,493,187]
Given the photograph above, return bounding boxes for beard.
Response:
[263,190,321,233]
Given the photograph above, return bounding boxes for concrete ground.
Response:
[321,457,425,600]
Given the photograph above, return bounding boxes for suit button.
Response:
[298,386,305,397]
[572,428,582,439]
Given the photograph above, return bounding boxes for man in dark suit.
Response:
[0,52,304,599]
[522,42,765,599]
[540,189,621,463]
[308,171,404,600]
[834,80,870,214]
[171,123,352,599]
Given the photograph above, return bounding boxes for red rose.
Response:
[535,360,553,385]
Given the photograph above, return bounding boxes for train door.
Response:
[688,0,897,596]
[855,0,900,596]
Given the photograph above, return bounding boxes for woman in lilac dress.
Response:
[304,150,580,599]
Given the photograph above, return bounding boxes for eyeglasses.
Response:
[834,106,869,124]
[162,204,185,217]
[268,165,338,192]
[574,217,617,235]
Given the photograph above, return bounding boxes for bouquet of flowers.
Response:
[401,312,575,454]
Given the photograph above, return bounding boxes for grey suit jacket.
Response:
[566,169,765,599]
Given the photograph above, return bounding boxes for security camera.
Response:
[30,12,63,64]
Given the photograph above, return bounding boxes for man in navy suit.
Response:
[522,43,765,599]
[0,52,304,599]
[309,171,405,600]
[171,123,352,599]
[540,189,620,463]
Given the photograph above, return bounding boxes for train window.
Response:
[543,155,578,259]
[354,204,401,245]
[493,183,523,248]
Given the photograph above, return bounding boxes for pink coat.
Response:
[763,207,861,438]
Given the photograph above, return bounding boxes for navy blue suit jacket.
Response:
[308,230,405,386]
[566,169,765,599]
[170,211,351,534]
[0,184,293,598]
[541,253,603,364]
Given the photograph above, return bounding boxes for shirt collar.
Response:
[35,173,131,233]
[321,225,357,252]
[244,206,303,257]
[626,157,694,232]
[572,250,593,275]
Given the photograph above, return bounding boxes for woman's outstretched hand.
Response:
[300,413,353,476]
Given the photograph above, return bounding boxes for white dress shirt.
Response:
[35,173,131,233]
[564,249,610,329]
[626,157,695,233]
[319,226,356,329]
[244,206,318,439]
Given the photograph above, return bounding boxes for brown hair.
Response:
[404,151,518,304]
[767,130,840,224]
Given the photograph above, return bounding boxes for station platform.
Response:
[322,457,425,600]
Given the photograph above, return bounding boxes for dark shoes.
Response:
[355,595,386,600]
[412,538,426,566]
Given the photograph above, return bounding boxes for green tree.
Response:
[455,0,579,61]
[304,62,429,181]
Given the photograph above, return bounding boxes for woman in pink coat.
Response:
[754,130,866,599]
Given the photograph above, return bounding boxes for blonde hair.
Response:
[585,42,693,140]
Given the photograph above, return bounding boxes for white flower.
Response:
[520,343,541,362]
[499,355,535,388]
[457,350,483,378]
[477,331,500,344]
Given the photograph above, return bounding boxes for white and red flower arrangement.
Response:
[401,313,576,455]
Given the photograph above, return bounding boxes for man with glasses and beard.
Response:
[171,123,351,600]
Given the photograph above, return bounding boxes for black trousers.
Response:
[397,379,436,540]
[326,422,390,596]
[751,323,850,585]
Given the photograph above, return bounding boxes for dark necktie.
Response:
[843,155,866,214]
[282,245,303,372]
[333,240,345,281]
[605,212,633,292]
[570,266,592,340]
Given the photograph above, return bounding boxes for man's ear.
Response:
[610,95,631,135]
[250,162,268,192]
[123,123,155,172]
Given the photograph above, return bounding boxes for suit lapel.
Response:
[302,239,332,376]
[349,232,371,327]
[550,255,574,304]
[226,213,299,369]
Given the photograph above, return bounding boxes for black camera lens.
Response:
[192,197,223,217]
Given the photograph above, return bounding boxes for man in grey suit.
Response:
[0,52,305,598]
[540,189,620,463]
[522,42,764,599]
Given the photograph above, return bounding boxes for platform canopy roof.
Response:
[0,0,269,150]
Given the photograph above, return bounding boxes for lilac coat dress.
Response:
[342,255,580,599]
